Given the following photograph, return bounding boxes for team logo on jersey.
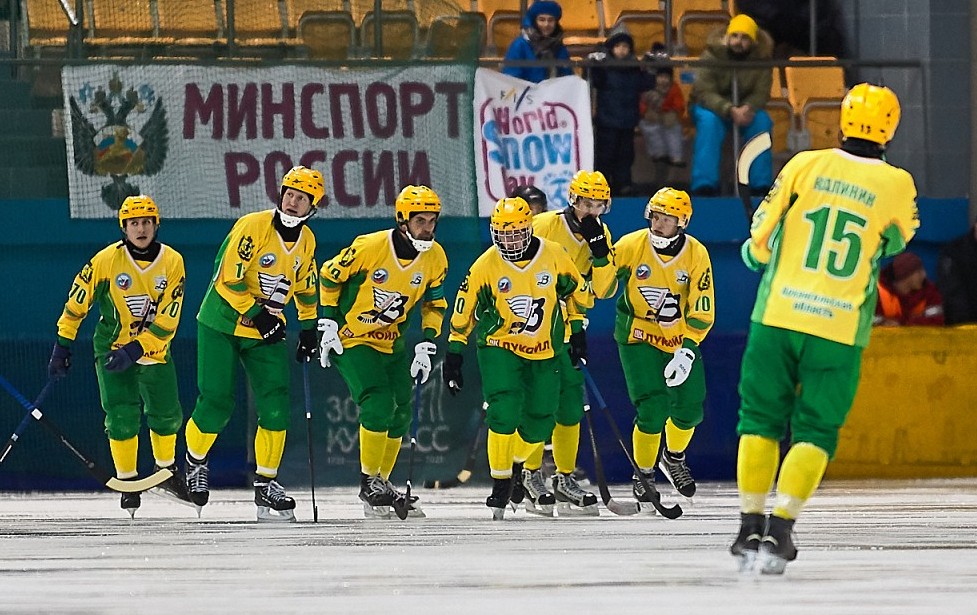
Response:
[338,247,357,267]
[410,272,423,287]
[637,286,681,324]
[535,271,552,287]
[676,270,690,286]
[632,329,645,340]
[237,235,254,261]
[124,294,154,320]
[153,276,167,293]
[372,269,388,284]
[79,261,94,284]
[505,295,546,335]
[359,288,408,325]
[697,268,712,291]
[257,272,286,300]
[116,273,132,290]
[259,253,276,268]
[636,264,651,280]
[498,277,511,293]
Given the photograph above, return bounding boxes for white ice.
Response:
[1,479,976,614]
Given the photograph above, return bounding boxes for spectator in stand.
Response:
[502,0,572,83]
[937,221,977,325]
[688,14,773,196]
[588,25,655,195]
[874,252,944,327]
[639,42,687,169]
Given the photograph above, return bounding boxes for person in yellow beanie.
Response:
[688,13,773,196]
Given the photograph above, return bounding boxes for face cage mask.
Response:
[492,226,533,261]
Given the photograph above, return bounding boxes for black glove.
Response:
[104,341,144,373]
[578,216,610,259]
[569,330,588,367]
[295,328,320,363]
[252,309,286,344]
[442,352,464,396]
[48,343,72,379]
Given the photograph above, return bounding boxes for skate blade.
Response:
[148,487,198,509]
[407,506,426,518]
[556,501,599,517]
[256,506,297,523]
[362,502,392,519]
[489,506,506,521]
[125,507,138,519]
[735,551,758,574]
[634,499,658,515]
[525,501,555,517]
[757,551,789,575]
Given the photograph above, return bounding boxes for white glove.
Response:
[317,318,344,368]
[587,51,606,61]
[409,341,437,384]
[664,348,696,387]
[265,277,291,315]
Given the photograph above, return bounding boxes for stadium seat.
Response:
[663,0,730,27]
[476,0,521,56]
[676,10,728,56]
[156,0,224,47]
[602,0,665,56]
[361,10,420,59]
[87,0,155,46]
[784,57,847,151]
[425,12,486,59]
[560,0,603,50]
[766,68,796,156]
[299,10,357,59]
[24,0,75,52]
[229,0,288,47]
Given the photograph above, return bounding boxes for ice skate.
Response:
[632,470,661,514]
[120,492,141,519]
[757,515,797,575]
[730,512,765,573]
[386,480,425,519]
[359,473,394,519]
[185,454,210,514]
[254,476,296,523]
[149,464,197,511]
[552,472,598,516]
[486,476,513,520]
[521,468,555,517]
[509,462,525,511]
[658,449,696,499]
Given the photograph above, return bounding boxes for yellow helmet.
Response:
[490,197,534,260]
[840,83,901,145]
[119,195,160,229]
[281,166,326,206]
[395,185,442,225]
[568,170,612,212]
[645,187,692,228]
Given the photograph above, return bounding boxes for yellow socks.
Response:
[254,426,286,478]
[149,431,176,468]
[185,418,217,461]
[379,436,403,480]
[632,427,661,471]
[663,419,694,454]
[551,422,580,475]
[773,442,829,520]
[109,436,138,479]
[359,426,388,477]
[487,430,516,478]
[514,432,542,469]
[736,434,780,514]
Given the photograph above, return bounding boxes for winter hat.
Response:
[648,42,672,77]
[525,0,562,26]
[726,14,758,42]
[604,24,634,51]
[891,252,924,281]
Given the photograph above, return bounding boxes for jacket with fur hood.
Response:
[690,25,773,117]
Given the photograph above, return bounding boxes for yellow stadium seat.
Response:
[299,10,356,59]
[361,10,419,59]
[784,56,847,114]
[476,0,521,56]
[425,12,486,59]
[24,0,76,50]
[560,0,603,49]
[88,0,155,45]
[677,10,728,56]
[156,0,223,46]
[602,0,665,56]
[766,67,796,155]
[664,0,730,27]
[229,0,288,46]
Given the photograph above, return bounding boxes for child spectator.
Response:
[874,252,944,326]
[639,43,687,168]
[588,25,655,195]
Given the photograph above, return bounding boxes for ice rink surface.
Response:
[1,479,976,614]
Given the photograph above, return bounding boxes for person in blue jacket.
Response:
[502,0,573,83]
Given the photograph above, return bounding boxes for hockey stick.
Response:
[579,367,683,519]
[392,376,422,520]
[302,363,318,523]
[736,131,773,224]
[0,375,171,493]
[423,402,487,489]
[582,392,640,516]
[0,379,55,465]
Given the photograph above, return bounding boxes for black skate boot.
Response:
[385,479,425,519]
[758,515,797,575]
[254,476,296,523]
[730,512,765,572]
[486,476,513,520]
[521,468,555,517]
[185,454,210,510]
[359,473,394,519]
[552,472,598,516]
[509,462,525,505]
[658,449,696,498]
[120,492,141,519]
[632,469,662,512]
[150,463,194,509]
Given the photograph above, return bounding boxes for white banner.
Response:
[473,68,593,217]
[62,64,476,218]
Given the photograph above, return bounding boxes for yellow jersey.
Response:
[531,210,617,307]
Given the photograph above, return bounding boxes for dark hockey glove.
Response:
[568,330,588,367]
[104,341,144,373]
[442,352,464,396]
[252,309,286,344]
[48,343,72,379]
[295,328,320,363]
[578,216,610,259]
